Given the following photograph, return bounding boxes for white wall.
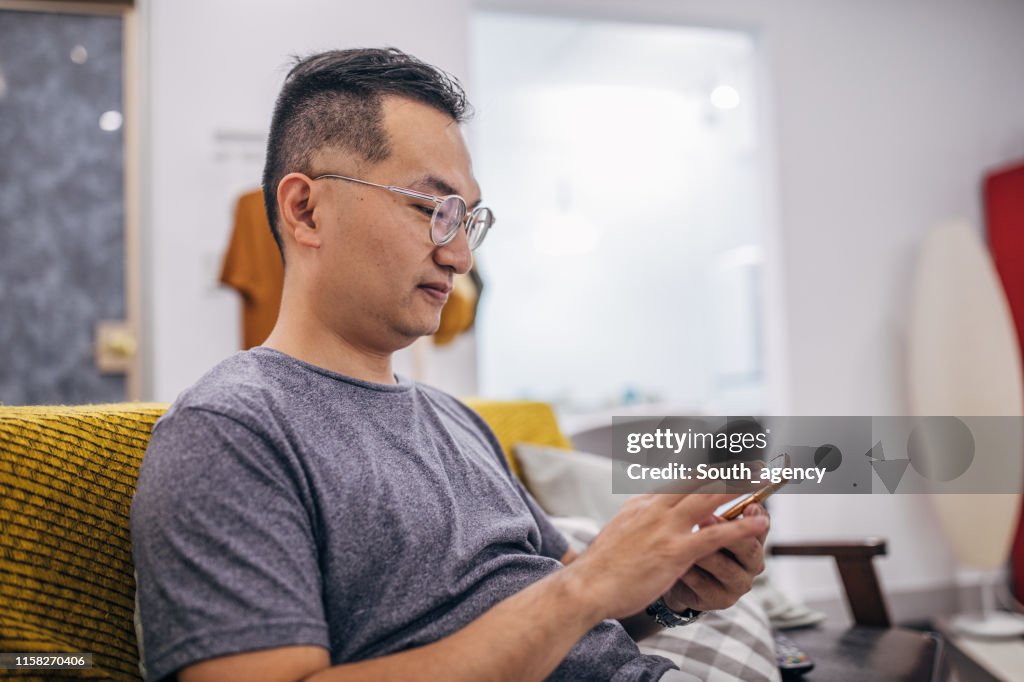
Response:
[143,0,1024,614]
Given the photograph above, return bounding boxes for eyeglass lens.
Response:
[431,196,467,245]
[430,197,494,250]
[466,207,494,250]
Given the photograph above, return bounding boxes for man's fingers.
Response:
[687,515,768,558]
[744,502,766,516]
[718,536,765,574]
[693,552,746,591]
[741,502,770,544]
[695,514,719,529]
[681,565,725,600]
[667,581,700,611]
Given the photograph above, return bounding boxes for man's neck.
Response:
[262,308,399,386]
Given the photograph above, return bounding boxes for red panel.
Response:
[985,161,1024,603]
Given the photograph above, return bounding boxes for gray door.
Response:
[0,8,131,405]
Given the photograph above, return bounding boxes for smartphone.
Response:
[720,457,793,520]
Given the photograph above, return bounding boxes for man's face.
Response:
[307,96,479,353]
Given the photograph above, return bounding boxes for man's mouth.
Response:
[418,281,452,303]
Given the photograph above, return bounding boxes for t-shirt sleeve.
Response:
[131,406,328,682]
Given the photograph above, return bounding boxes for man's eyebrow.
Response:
[411,174,482,209]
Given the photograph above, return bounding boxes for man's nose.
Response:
[434,224,473,274]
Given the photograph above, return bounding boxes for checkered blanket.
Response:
[640,596,781,682]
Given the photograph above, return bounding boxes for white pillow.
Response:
[514,443,635,526]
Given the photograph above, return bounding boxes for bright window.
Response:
[470,12,768,414]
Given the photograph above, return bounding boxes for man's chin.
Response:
[394,319,442,347]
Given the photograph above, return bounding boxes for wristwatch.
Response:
[646,597,704,628]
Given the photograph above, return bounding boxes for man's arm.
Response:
[179,567,594,682]
[178,493,769,682]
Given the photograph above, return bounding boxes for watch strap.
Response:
[645,596,704,628]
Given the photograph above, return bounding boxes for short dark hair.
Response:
[261,47,471,257]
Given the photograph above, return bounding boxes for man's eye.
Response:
[414,205,435,218]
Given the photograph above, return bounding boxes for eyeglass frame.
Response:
[311,173,495,250]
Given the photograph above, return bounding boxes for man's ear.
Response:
[277,173,321,250]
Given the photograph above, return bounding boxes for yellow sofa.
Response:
[0,400,570,681]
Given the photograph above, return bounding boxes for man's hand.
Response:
[562,492,769,623]
[663,503,769,613]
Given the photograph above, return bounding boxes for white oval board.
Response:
[907,220,1023,569]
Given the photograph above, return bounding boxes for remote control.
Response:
[773,631,815,677]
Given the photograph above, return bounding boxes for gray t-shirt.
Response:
[131,348,675,681]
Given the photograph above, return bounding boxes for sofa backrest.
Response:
[1,404,165,681]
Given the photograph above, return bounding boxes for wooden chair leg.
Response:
[770,539,892,627]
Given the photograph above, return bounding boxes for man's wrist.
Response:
[551,565,606,628]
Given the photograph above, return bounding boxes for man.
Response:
[131,48,769,682]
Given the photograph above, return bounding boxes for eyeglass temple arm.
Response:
[314,174,442,205]
[387,187,442,204]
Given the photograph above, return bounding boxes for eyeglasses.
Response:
[312,173,495,251]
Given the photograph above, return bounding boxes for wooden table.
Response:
[783,625,946,681]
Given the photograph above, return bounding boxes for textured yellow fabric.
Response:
[463,400,572,478]
[0,403,167,682]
